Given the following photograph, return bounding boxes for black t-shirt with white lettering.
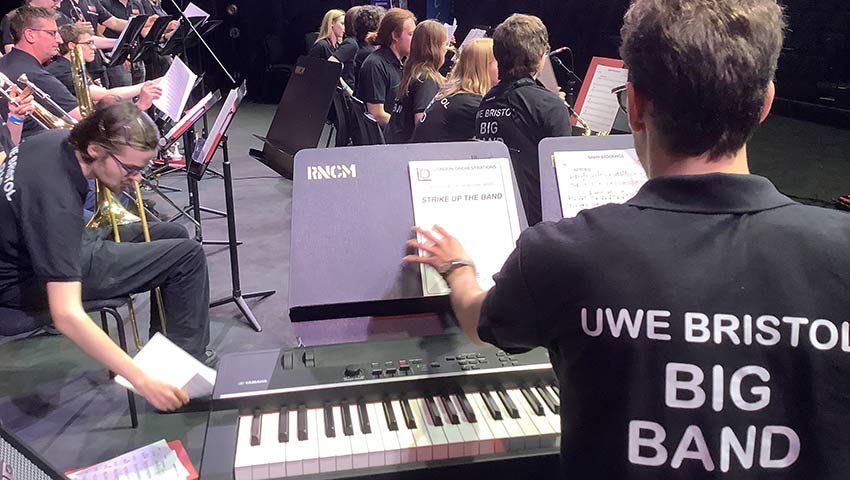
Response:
[479,173,850,479]
[356,46,403,116]
[0,130,88,311]
[412,92,481,143]
[384,75,439,144]
[476,77,571,226]
[0,49,79,138]
[332,36,358,90]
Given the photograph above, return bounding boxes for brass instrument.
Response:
[70,45,166,348]
[566,102,609,136]
[0,72,76,130]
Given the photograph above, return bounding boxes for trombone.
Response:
[0,72,76,130]
[69,45,167,349]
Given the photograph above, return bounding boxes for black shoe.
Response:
[200,349,218,368]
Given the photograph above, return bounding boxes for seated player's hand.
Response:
[135,374,189,411]
[137,81,162,110]
[8,85,35,119]
[404,225,472,272]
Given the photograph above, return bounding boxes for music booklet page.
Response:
[408,158,522,296]
[553,149,646,218]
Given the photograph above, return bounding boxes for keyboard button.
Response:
[279,406,289,442]
[520,387,545,416]
[250,409,262,446]
[297,405,308,441]
[341,401,354,436]
[496,388,520,419]
[481,390,503,420]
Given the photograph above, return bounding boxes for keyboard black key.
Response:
[278,406,289,442]
[341,401,354,436]
[455,392,477,423]
[250,409,262,446]
[536,386,560,415]
[496,388,520,419]
[440,395,460,425]
[297,405,308,441]
[382,399,398,431]
[400,398,417,429]
[323,402,336,438]
[550,385,560,397]
[425,396,443,426]
[521,387,544,416]
[357,399,371,434]
[481,390,503,420]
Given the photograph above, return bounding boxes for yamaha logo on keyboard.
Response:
[307,164,357,180]
[237,379,269,386]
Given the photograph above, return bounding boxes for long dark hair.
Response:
[397,20,447,98]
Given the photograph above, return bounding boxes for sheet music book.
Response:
[459,28,487,51]
[408,158,522,295]
[115,333,216,399]
[183,2,209,21]
[553,149,646,218]
[573,57,628,133]
[153,57,198,122]
[66,440,193,480]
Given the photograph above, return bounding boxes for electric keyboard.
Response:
[200,334,562,479]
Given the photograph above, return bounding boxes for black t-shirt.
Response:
[353,41,374,82]
[0,48,79,138]
[100,0,144,38]
[411,92,481,143]
[140,0,166,16]
[1,9,72,49]
[45,55,75,96]
[384,75,439,144]
[356,46,403,116]
[307,39,336,61]
[59,0,113,30]
[479,173,850,479]
[0,130,88,311]
[0,123,13,155]
[476,77,571,226]
[332,36,358,90]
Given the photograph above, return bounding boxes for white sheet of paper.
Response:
[183,2,209,21]
[553,149,646,218]
[197,84,243,165]
[67,440,189,480]
[443,19,458,43]
[115,333,216,399]
[408,158,521,295]
[577,65,629,133]
[153,57,197,122]
[459,28,486,52]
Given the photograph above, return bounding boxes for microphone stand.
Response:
[166,0,235,86]
[550,54,583,107]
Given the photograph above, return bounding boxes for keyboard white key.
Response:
[284,410,305,476]
[361,403,385,467]
[506,389,542,449]
[255,412,285,480]
[448,396,481,457]
[470,393,510,454]
[541,387,562,446]
[346,404,371,469]
[460,394,496,455]
[516,388,558,449]
[414,398,448,460]
[390,400,418,463]
[318,407,338,473]
[371,401,401,465]
[302,409,321,475]
[234,414,255,480]
[331,406,353,471]
[436,396,465,458]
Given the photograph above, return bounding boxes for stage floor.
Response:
[0,102,848,474]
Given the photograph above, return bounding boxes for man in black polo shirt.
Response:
[99,0,147,86]
[475,14,571,226]
[2,0,73,53]
[0,101,213,410]
[58,0,129,86]
[407,0,850,478]
[0,5,81,138]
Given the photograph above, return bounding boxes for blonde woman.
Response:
[384,20,447,144]
[412,38,498,143]
[309,9,345,60]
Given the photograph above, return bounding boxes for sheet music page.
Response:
[553,149,646,218]
[164,90,217,140]
[459,28,486,51]
[183,2,209,21]
[67,440,190,480]
[408,158,521,295]
[577,65,628,133]
[153,57,198,121]
[115,333,216,398]
[443,19,458,42]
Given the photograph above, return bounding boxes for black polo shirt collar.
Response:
[627,173,796,214]
[376,45,403,69]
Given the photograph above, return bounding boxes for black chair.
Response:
[0,298,139,428]
[349,96,386,145]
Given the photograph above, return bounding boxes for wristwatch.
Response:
[437,258,476,280]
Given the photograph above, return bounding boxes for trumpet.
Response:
[0,72,75,130]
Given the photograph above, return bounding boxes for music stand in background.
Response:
[129,15,173,63]
[192,81,275,332]
[158,16,206,57]
[249,55,341,179]
[106,14,149,67]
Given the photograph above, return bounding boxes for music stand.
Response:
[129,15,173,63]
[194,81,275,332]
[158,16,206,57]
[106,14,150,67]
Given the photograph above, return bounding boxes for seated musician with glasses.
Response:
[407,0,850,478]
[0,101,215,411]
[47,23,161,109]
[1,0,73,54]
[475,14,571,227]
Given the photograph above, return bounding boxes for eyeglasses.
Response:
[77,40,96,48]
[108,151,151,176]
[611,84,628,114]
[29,28,60,37]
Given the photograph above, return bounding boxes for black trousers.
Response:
[81,222,211,359]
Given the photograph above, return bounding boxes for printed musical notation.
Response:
[577,65,628,133]
[553,149,646,218]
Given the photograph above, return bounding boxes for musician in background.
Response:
[308,9,345,60]
[2,0,73,54]
[0,101,215,410]
[355,7,415,128]
[407,0,850,477]
[0,86,35,151]
[328,6,361,93]
[384,20,445,144]
[47,23,160,109]
[475,14,570,226]
[412,38,497,143]
[138,0,174,79]
[99,0,147,87]
[352,5,384,83]
[58,0,129,87]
